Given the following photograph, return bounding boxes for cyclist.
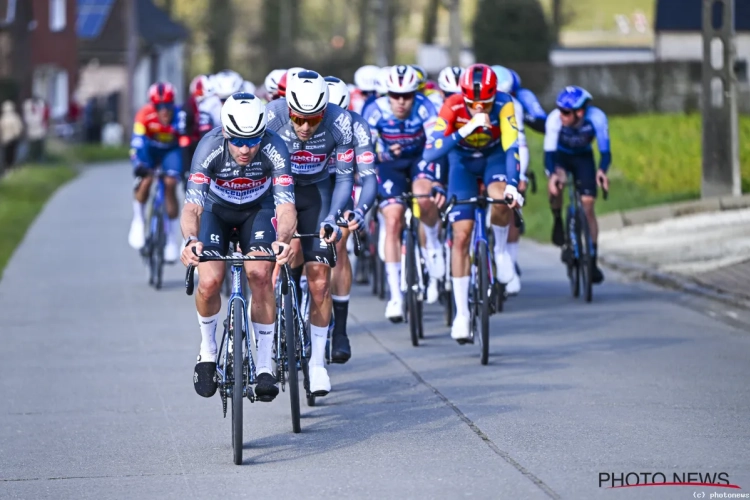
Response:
[264,69,287,101]
[437,66,464,99]
[212,69,244,103]
[374,66,391,97]
[240,80,256,95]
[351,65,381,114]
[276,67,305,98]
[324,76,378,364]
[545,86,610,284]
[266,70,355,396]
[422,63,523,342]
[507,69,547,134]
[180,92,296,402]
[362,65,444,322]
[128,82,186,263]
[412,64,444,109]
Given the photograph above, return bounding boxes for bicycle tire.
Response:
[566,212,580,298]
[231,299,244,465]
[151,209,165,290]
[444,286,454,326]
[417,298,424,340]
[405,226,419,347]
[578,210,593,303]
[284,293,301,433]
[477,243,491,366]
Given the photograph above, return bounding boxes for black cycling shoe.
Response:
[552,217,565,247]
[330,334,351,364]
[254,373,279,402]
[194,358,217,398]
[561,245,574,264]
[592,266,605,284]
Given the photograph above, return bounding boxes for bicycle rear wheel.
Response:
[578,211,593,303]
[230,299,244,465]
[284,293,301,433]
[405,227,419,347]
[150,211,165,290]
[477,243,491,366]
[566,212,580,298]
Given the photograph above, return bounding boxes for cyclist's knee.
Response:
[245,264,272,292]
[581,197,596,216]
[384,210,402,236]
[164,176,178,189]
[305,265,331,303]
[452,226,472,251]
[197,272,222,298]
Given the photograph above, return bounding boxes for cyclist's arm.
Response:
[181,202,203,242]
[130,107,150,167]
[543,109,562,177]
[329,114,356,221]
[512,96,529,181]
[590,107,612,172]
[361,102,392,163]
[517,88,547,134]
[498,99,521,188]
[264,137,297,243]
[422,109,458,163]
[352,118,377,215]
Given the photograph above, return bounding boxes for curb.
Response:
[600,254,750,311]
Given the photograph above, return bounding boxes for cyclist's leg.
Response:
[129,147,155,250]
[483,148,517,288]
[193,209,231,397]
[378,160,409,321]
[330,192,353,362]
[298,180,335,395]
[235,197,280,399]
[571,152,603,282]
[161,147,184,262]
[447,152,479,340]
[548,152,566,246]
[412,159,445,303]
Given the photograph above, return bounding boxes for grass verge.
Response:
[0,163,78,278]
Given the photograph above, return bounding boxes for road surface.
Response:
[1,163,749,499]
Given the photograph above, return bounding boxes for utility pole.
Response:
[447,0,461,66]
[279,0,292,64]
[125,0,138,127]
[701,0,741,197]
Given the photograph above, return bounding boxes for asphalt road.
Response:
[1,162,749,499]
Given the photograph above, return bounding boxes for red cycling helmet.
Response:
[277,72,288,98]
[148,82,176,105]
[460,64,497,102]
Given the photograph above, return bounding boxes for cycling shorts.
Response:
[133,146,183,179]
[296,180,335,266]
[446,147,507,223]
[198,195,276,256]
[555,151,597,197]
[377,157,439,208]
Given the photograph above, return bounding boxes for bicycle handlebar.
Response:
[336,212,362,257]
[185,245,282,296]
[441,195,524,229]
[293,224,338,267]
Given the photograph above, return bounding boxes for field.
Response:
[520,114,750,242]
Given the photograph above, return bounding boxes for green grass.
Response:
[65,144,131,164]
[0,164,78,278]
[521,114,750,242]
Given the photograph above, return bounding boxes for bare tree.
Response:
[207,0,233,72]
[422,0,440,44]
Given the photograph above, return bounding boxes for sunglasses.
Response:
[227,135,263,148]
[289,111,325,127]
[388,92,416,101]
[155,103,174,111]
[558,108,575,116]
[464,97,494,111]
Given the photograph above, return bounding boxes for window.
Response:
[49,0,65,32]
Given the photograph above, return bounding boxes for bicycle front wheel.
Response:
[405,227,419,347]
[578,210,593,303]
[284,293,301,433]
[477,243,491,366]
[231,299,244,465]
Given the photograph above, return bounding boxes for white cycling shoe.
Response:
[506,273,521,295]
[494,250,515,284]
[164,240,180,263]
[451,314,471,342]
[128,218,145,250]
[426,278,439,304]
[309,365,331,396]
[385,299,404,323]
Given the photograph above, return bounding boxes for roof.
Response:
[77,0,187,43]
[655,0,750,32]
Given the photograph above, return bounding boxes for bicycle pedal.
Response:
[455,338,473,345]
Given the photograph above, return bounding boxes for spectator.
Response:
[23,96,48,162]
[0,100,24,170]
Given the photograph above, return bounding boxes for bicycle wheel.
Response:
[284,293,301,433]
[578,210,594,303]
[477,243,491,366]
[150,210,165,290]
[222,263,232,297]
[566,212,580,298]
[443,284,454,327]
[405,226,419,347]
[230,299,244,465]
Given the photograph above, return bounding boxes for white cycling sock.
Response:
[452,276,470,319]
[197,312,220,359]
[132,200,145,222]
[491,224,509,256]
[168,218,179,240]
[507,242,519,266]
[386,262,402,302]
[253,322,275,375]
[310,324,328,367]
[423,222,440,250]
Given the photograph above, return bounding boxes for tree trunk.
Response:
[448,0,461,65]
[207,0,233,72]
[551,0,563,43]
[422,0,440,44]
[374,0,389,65]
[355,0,370,64]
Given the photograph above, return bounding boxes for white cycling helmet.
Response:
[386,65,419,94]
[287,70,329,116]
[375,66,391,95]
[491,65,515,94]
[437,66,463,94]
[213,69,244,100]
[241,80,256,94]
[353,65,380,92]
[324,76,351,109]
[221,92,267,139]
[264,69,286,96]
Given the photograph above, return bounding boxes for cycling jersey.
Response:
[197,95,223,137]
[184,127,295,212]
[510,95,529,182]
[362,93,437,162]
[543,106,611,176]
[515,88,547,134]
[424,88,444,110]
[130,103,186,177]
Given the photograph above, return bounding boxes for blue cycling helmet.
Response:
[490,65,515,94]
[509,70,522,93]
[556,86,593,110]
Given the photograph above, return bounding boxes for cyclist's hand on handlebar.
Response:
[181,240,202,267]
[504,185,524,208]
[431,184,446,208]
[388,143,402,158]
[596,169,609,192]
[320,218,342,244]
[518,179,528,196]
[548,172,561,197]
[345,209,365,231]
[272,241,294,265]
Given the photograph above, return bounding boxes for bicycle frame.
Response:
[565,179,591,261]
[148,168,166,239]
[469,202,495,290]
[275,273,308,379]
[400,197,426,300]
